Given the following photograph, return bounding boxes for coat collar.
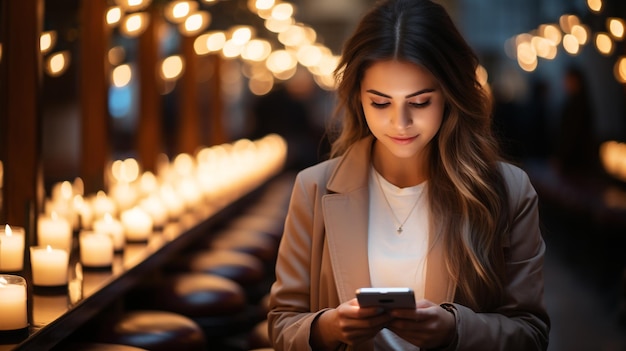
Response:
[322,135,455,305]
[326,136,374,194]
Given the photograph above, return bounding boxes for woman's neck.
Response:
[371,141,429,188]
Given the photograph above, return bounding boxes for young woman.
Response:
[268,0,550,350]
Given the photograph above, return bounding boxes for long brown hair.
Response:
[329,0,510,310]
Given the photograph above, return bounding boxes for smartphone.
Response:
[355,287,416,309]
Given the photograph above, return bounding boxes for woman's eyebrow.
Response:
[365,88,436,98]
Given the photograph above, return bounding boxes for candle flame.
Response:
[46,245,53,252]
[0,277,7,286]
[4,224,11,236]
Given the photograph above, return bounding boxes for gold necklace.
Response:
[374,170,423,234]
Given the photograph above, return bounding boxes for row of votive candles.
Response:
[43,134,288,236]
[37,207,153,254]
[0,224,146,333]
[1,223,128,283]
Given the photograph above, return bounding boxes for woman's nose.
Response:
[391,106,412,129]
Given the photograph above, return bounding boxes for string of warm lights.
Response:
[0,0,339,96]
[507,0,626,84]
[102,0,339,96]
[506,0,626,183]
[600,140,626,183]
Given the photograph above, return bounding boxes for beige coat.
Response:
[268,136,550,350]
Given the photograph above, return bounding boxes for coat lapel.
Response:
[322,137,374,302]
[323,189,371,302]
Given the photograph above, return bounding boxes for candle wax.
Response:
[30,246,69,286]
[79,233,114,268]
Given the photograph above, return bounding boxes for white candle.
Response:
[159,184,185,218]
[91,191,118,219]
[74,195,94,230]
[0,225,25,272]
[46,198,78,231]
[51,180,74,203]
[109,182,138,212]
[79,231,114,268]
[120,207,153,242]
[0,275,28,330]
[37,212,72,252]
[30,246,69,286]
[93,213,125,251]
[140,195,168,228]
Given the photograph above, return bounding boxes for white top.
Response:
[368,166,429,350]
[368,166,429,298]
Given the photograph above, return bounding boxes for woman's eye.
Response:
[371,101,390,109]
[409,100,431,108]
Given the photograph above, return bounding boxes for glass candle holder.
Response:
[0,275,28,331]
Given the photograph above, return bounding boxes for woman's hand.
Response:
[311,298,393,350]
[386,299,457,349]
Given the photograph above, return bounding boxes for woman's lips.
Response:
[389,135,418,144]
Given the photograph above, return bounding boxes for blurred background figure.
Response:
[524,79,551,160]
[247,67,329,171]
[552,66,601,176]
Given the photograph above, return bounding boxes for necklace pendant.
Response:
[397,226,403,234]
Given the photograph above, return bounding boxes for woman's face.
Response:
[360,60,444,163]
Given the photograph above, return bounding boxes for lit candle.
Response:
[48,181,78,230]
[0,225,25,272]
[74,195,94,230]
[177,177,202,209]
[51,180,74,203]
[79,231,114,268]
[30,246,69,287]
[159,184,185,218]
[91,191,118,219]
[37,212,72,252]
[139,195,168,229]
[0,275,28,330]
[120,207,153,242]
[109,181,138,212]
[45,198,78,232]
[93,213,125,252]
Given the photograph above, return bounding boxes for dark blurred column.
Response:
[79,0,110,194]
[0,0,44,233]
[177,36,201,155]
[208,54,228,146]
[137,5,163,173]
